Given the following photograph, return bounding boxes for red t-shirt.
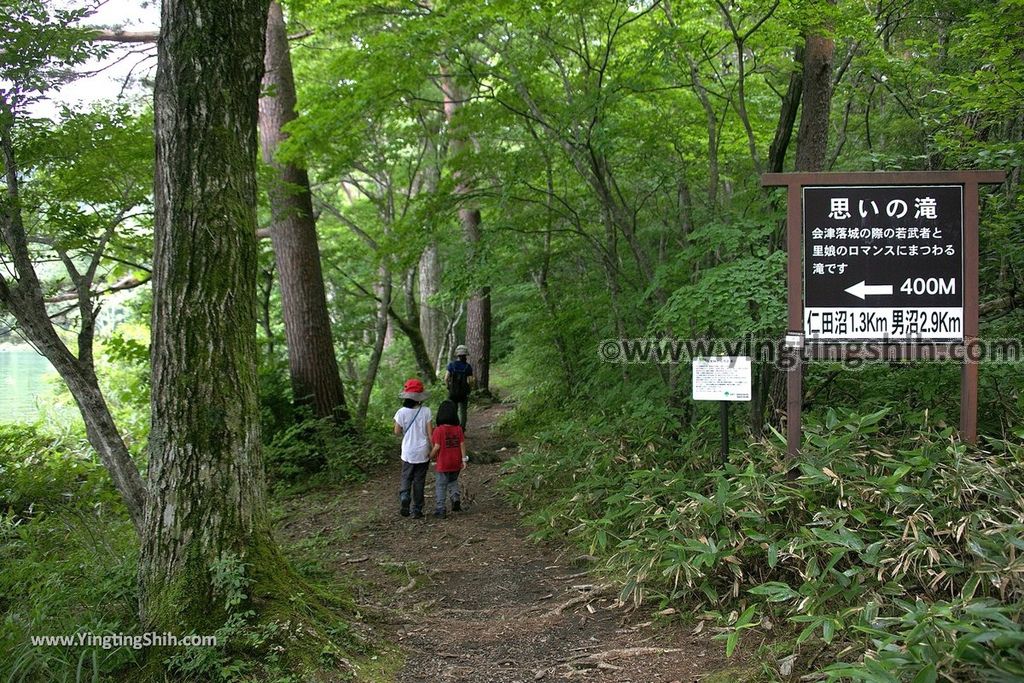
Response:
[431,424,465,473]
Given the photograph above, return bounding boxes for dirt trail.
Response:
[278,402,739,682]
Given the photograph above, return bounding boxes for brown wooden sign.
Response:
[762,170,1005,456]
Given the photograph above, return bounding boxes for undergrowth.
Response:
[0,415,391,682]
[502,406,1024,681]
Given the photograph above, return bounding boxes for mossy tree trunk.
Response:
[259,1,352,427]
[140,0,283,629]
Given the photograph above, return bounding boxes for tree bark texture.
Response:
[391,283,438,383]
[417,133,445,369]
[259,1,351,426]
[141,0,281,629]
[795,7,836,172]
[768,46,805,174]
[418,241,444,368]
[357,264,391,422]
[763,1,836,433]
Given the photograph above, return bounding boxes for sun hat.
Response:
[454,344,468,357]
[399,378,429,401]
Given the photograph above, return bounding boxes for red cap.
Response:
[402,378,425,394]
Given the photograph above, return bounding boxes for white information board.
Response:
[692,357,752,401]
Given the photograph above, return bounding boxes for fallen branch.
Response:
[542,647,685,679]
[554,570,590,580]
[546,584,611,617]
[577,647,679,663]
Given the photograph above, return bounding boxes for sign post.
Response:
[719,401,729,466]
[762,171,1004,458]
[692,356,752,464]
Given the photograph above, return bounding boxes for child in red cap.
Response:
[394,378,432,518]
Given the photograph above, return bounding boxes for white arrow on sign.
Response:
[844,280,894,300]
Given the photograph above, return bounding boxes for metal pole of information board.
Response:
[719,401,729,465]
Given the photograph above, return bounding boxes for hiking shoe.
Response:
[411,510,424,519]
[400,501,410,517]
[451,500,462,512]
[433,509,446,519]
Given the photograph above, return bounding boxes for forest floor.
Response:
[277,401,755,682]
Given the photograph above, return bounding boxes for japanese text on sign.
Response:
[692,357,752,401]
[803,185,964,341]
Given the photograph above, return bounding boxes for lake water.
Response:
[0,348,57,423]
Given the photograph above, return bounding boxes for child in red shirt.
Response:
[430,400,466,518]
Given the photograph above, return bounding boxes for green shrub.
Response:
[263,412,390,488]
[503,406,1024,681]
[258,362,391,488]
[0,508,141,682]
[0,424,117,517]
[0,423,139,681]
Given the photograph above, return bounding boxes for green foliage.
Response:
[0,423,119,517]
[0,431,140,682]
[0,511,141,682]
[259,364,391,488]
[503,405,1024,680]
[0,421,373,682]
[656,250,787,338]
[158,545,368,683]
[0,0,99,107]
[1,0,1022,679]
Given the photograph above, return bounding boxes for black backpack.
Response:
[448,369,471,401]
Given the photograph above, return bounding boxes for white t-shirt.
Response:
[394,405,432,463]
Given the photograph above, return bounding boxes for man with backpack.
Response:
[445,344,474,432]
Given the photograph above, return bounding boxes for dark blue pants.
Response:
[399,461,429,514]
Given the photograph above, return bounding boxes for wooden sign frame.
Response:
[762,170,1005,457]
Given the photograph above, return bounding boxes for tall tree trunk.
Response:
[259,1,350,425]
[768,46,805,174]
[141,0,285,630]
[389,311,438,382]
[418,242,443,367]
[465,289,491,391]
[258,264,275,359]
[795,5,836,172]
[417,132,444,369]
[686,57,719,208]
[47,348,147,531]
[357,264,391,422]
[462,208,491,392]
[760,1,837,435]
[441,74,491,392]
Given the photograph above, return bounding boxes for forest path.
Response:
[278,402,740,682]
